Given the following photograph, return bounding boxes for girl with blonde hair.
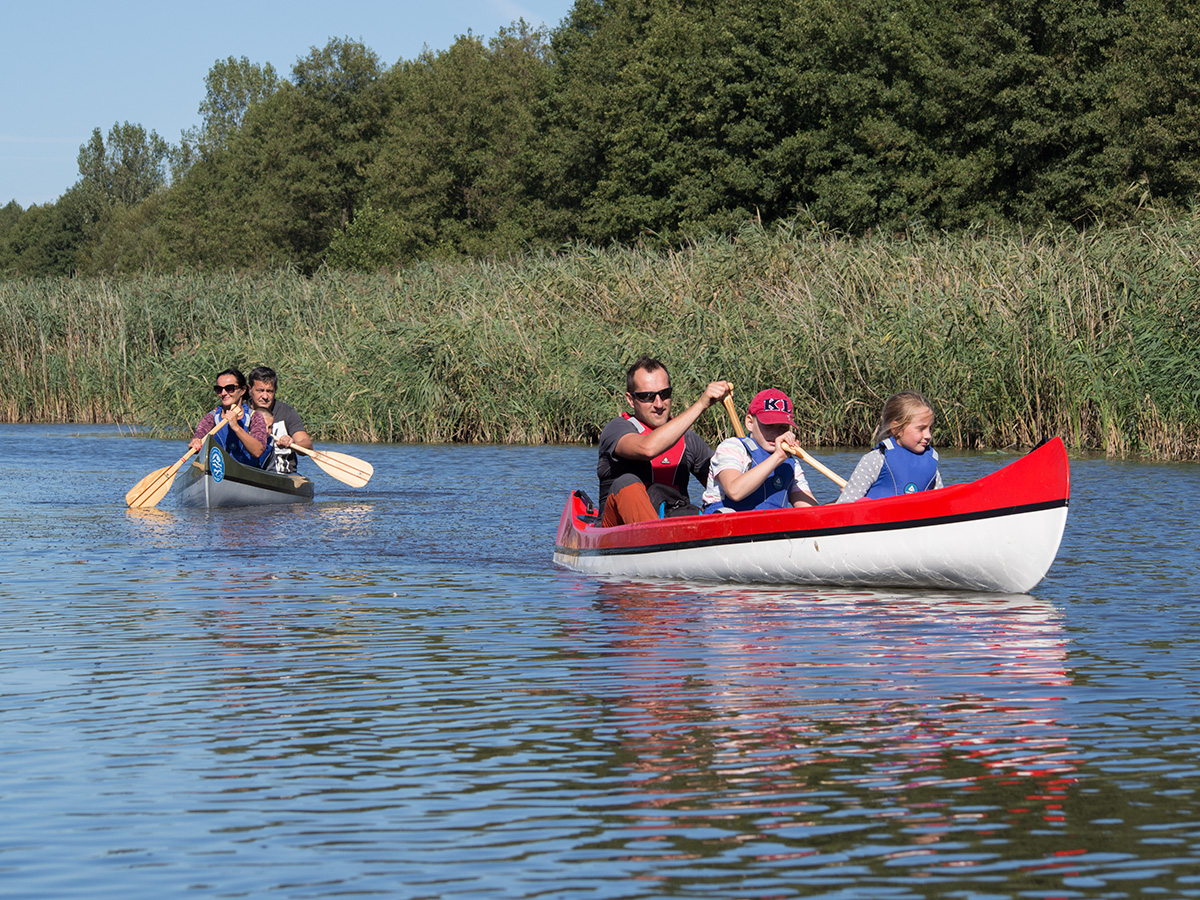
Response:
[836,391,942,503]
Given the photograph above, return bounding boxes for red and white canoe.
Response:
[554,437,1070,593]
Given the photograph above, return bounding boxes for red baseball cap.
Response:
[747,389,795,425]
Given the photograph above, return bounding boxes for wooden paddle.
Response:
[125,419,229,509]
[722,394,747,438]
[721,390,847,488]
[779,440,848,489]
[291,445,373,488]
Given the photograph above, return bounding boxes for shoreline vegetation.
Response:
[3,216,1199,459]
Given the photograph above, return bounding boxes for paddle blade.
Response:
[125,458,186,508]
[312,450,373,486]
[295,446,373,487]
[125,422,225,508]
[125,441,203,508]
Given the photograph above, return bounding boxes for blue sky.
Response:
[2,0,573,208]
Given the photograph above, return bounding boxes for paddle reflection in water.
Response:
[558,579,1077,888]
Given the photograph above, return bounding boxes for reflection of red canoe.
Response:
[554,438,1070,593]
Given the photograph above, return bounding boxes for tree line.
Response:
[2,0,1198,278]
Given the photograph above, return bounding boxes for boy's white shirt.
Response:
[269,419,293,473]
[270,418,292,454]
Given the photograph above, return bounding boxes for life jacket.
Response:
[864,437,939,499]
[208,405,268,468]
[704,438,795,513]
[622,413,687,487]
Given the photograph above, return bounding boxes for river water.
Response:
[2,424,1198,899]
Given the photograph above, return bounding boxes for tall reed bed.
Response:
[2,216,1198,457]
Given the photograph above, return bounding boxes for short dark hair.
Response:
[247,366,277,388]
[216,367,247,389]
[626,357,669,394]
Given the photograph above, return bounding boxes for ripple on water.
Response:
[3,431,1200,897]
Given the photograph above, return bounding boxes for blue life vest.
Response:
[864,437,939,499]
[208,405,269,468]
[704,438,796,513]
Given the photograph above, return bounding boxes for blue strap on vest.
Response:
[864,437,939,499]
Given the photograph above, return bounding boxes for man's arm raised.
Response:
[614,380,731,461]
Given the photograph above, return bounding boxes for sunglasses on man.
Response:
[630,388,672,402]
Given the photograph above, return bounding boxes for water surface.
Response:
[2,426,1198,898]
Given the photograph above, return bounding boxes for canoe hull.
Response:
[178,438,314,508]
[554,438,1070,593]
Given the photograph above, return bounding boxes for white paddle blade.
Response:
[292,445,373,488]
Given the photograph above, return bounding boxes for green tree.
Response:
[77,122,170,207]
[325,201,413,270]
[75,191,171,275]
[195,56,281,155]
[222,37,392,271]
[145,141,292,272]
[142,37,390,272]
[0,200,22,271]
[63,1,1200,274]
[0,184,101,276]
[760,0,1199,228]
[764,0,1005,230]
[544,0,813,242]
[289,37,390,235]
[542,0,1200,237]
[0,200,20,236]
[1088,0,1200,217]
[362,25,557,264]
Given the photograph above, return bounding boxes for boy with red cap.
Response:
[700,388,819,513]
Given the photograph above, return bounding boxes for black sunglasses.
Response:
[214,383,241,394]
[631,387,672,402]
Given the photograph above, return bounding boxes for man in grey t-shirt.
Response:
[247,366,314,474]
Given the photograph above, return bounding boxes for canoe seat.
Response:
[573,489,601,525]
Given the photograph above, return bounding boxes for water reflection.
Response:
[566,580,1078,881]
[6,429,1200,899]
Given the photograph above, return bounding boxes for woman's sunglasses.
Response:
[631,388,672,402]
[214,384,241,394]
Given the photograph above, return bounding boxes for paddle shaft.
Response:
[780,442,848,488]
[722,395,746,438]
